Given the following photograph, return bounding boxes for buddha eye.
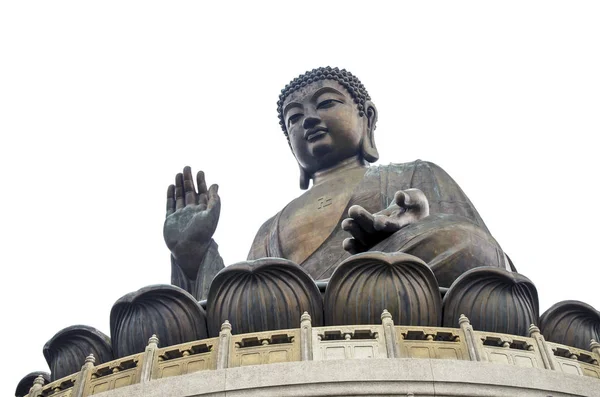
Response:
[317,99,342,109]
[287,113,302,127]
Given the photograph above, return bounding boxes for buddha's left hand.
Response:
[342,189,430,254]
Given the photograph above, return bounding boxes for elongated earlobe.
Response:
[361,102,379,163]
[299,166,310,190]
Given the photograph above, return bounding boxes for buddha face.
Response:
[282,80,367,175]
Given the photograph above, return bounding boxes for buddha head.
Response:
[277,67,379,189]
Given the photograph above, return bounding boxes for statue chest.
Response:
[278,172,365,265]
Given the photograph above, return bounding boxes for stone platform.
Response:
[93,359,600,397]
[27,313,600,397]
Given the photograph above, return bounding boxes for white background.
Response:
[1,1,599,394]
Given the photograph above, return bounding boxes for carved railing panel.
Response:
[395,326,465,360]
[230,329,301,367]
[86,353,142,395]
[312,325,386,360]
[39,373,77,397]
[547,341,600,378]
[474,330,542,369]
[153,337,219,378]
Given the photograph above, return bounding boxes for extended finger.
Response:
[198,193,208,210]
[196,171,208,195]
[183,166,197,204]
[394,190,408,208]
[343,238,366,255]
[166,184,176,217]
[347,205,376,233]
[175,173,185,210]
[405,189,429,216]
[341,218,372,246]
[207,184,220,211]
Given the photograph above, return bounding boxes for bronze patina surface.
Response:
[109,284,208,358]
[15,372,50,397]
[540,300,600,350]
[43,325,112,381]
[159,67,530,340]
[206,257,323,336]
[164,67,511,294]
[323,251,442,327]
[442,267,539,336]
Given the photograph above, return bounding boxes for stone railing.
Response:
[548,339,600,378]
[25,312,600,396]
[85,352,143,394]
[35,371,78,397]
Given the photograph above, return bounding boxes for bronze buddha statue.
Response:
[17,68,599,393]
[163,67,512,300]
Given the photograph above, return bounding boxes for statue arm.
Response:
[343,160,499,255]
[164,167,224,300]
[389,160,490,233]
[170,209,276,298]
[170,240,224,300]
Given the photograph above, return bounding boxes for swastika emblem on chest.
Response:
[317,196,332,210]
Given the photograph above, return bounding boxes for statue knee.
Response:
[371,214,508,288]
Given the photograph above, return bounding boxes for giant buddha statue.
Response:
[163,66,512,301]
[17,68,600,395]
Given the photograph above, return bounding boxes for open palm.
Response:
[163,166,220,278]
[342,189,429,254]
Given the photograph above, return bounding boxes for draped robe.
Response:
[247,160,511,287]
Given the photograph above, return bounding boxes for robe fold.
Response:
[247,160,510,286]
[171,239,224,300]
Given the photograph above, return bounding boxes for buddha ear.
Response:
[361,100,379,163]
[299,165,310,190]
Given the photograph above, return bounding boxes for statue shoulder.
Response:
[383,159,489,232]
[383,159,447,174]
[377,159,453,188]
[247,212,279,260]
[383,159,469,196]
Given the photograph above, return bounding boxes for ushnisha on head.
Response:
[278,67,379,189]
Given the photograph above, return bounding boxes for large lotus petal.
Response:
[442,267,538,336]
[206,258,323,336]
[15,371,50,397]
[540,300,600,351]
[324,252,441,326]
[43,325,112,381]
[110,284,207,358]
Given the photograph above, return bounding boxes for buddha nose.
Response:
[303,115,321,129]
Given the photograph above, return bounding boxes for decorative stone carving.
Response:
[15,371,50,397]
[206,258,323,336]
[110,284,208,358]
[442,267,538,336]
[540,300,600,351]
[324,252,441,326]
[43,325,112,381]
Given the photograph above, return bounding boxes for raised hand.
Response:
[164,166,221,279]
[342,188,429,255]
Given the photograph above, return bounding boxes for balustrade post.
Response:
[381,310,400,358]
[590,339,600,366]
[140,334,159,383]
[458,314,486,362]
[27,374,45,397]
[300,312,313,361]
[529,324,558,371]
[217,320,232,369]
[71,354,95,397]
